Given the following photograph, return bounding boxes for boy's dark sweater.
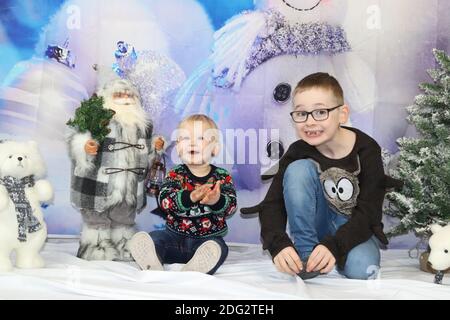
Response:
[242,126,402,268]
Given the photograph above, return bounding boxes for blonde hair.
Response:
[177,114,220,142]
[178,114,217,129]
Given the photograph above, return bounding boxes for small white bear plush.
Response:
[0,140,53,272]
[428,224,450,284]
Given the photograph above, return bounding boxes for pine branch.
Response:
[66,95,115,143]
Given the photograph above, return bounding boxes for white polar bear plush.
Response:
[0,140,53,272]
[428,224,450,284]
[428,224,450,271]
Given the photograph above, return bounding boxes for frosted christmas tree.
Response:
[386,49,450,238]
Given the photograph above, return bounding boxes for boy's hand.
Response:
[84,140,98,155]
[306,244,336,274]
[273,247,303,275]
[200,181,221,205]
[190,185,211,203]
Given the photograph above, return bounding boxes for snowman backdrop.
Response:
[0,0,448,245]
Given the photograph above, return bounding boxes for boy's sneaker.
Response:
[181,240,221,274]
[129,232,164,271]
[297,261,321,280]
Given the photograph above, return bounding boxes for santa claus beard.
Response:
[103,96,149,133]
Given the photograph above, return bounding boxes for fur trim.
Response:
[106,122,140,208]
[78,244,119,261]
[66,130,96,176]
[95,65,121,93]
[78,224,119,261]
[111,225,136,244]
[111,225,136,261]
[79,224,112,245]
[97,79,150,208]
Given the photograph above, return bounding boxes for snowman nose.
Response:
[18,157,23,161]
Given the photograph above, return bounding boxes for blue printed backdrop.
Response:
[0,0,449,247]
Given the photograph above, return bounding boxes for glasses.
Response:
[290,105,342,123]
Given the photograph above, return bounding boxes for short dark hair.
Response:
[293,72,344,105]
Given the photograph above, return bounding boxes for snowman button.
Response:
[273,83,292,103]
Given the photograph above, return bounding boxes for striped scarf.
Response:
[0,175,42,242]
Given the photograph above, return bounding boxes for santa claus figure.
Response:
[67,78,166,261]
[199,218,212,234]
[161,197,174,211]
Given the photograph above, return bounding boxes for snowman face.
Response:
[254,0,347,24]
[216,55,345,151]
[281,0,322,10]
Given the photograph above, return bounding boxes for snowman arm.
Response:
[213,10,266,42]
[34,179,54,203]
[175,11,267,113]
[212,11,267,88]
[158,169,193,216]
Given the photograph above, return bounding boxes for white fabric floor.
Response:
[0,239,449,300]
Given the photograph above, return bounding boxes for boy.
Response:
[129,114,237,275]
[246,72,398,280]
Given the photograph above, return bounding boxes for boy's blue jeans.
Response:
[283,159,381,280]
[149,229,228,275]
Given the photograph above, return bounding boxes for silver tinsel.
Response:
[214,9,351,88]
[116,49,185,117]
